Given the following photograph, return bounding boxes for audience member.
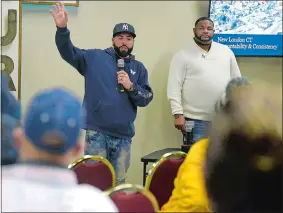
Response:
[2,88,118,212]
[205,82,282,213]
[161,77,251,212]
[161,138,211,212]
[1,73,21,166]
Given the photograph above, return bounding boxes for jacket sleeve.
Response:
[127,65,153,107]
[55,27,87,76]
[161,139,212,212]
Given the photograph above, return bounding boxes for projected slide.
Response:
[209,1,282,56]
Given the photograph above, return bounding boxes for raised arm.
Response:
[50,2,87,75]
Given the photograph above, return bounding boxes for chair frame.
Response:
[68,155,116,188]
[105,183,160,212]
[144,151,187,189]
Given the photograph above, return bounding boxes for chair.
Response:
[105,184,159,212]
[68,155,115,191]
[145,151,187,208]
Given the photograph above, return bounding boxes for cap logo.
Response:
[122,24,128,31]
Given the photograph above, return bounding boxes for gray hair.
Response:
[215,77,251,113]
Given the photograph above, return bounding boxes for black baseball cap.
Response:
[113,23,136,38]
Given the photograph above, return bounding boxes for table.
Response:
[140,148,181,186]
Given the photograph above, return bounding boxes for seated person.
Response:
[161,138,211,212]
[205,82,282,213]
[161,77,250,212]
[2,87,118,212]
[1,73,21,166]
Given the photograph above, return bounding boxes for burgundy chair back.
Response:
[105,184,159,212]
[111,192,155,212]
[69,155,115,191]
[145,152,186,208]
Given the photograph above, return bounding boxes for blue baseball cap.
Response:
[1,73,21,165]
[23,88,84,154]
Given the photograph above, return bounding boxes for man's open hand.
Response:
[50,2,68,28]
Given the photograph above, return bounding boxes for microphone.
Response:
[117,59,125,92]
[185,120,194,145]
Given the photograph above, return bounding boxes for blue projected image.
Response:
[209,1,282,56]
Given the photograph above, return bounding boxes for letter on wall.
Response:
[1,10,17,46]
[1,55,16,91]
[1,2,22,99]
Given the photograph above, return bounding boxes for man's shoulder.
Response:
[132,59,148,72]
[133,59,144,66]
[212,41,233,53]
[174,41,199,58]
[170,48,192,63]
[72,183,106,195]
[67,184,118,211]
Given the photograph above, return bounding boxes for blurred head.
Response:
[14,88,85,166]
[193,17,215,45]
[216,76,251,113]
[205,83,282,213]
[225,76,251,103]
[1,73,21,166]
[112,23,136,58]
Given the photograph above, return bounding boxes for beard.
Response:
[194,33,213,45]
[113,44,133,58]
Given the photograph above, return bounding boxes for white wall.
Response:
[20,1,282,184]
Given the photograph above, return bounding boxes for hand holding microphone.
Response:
[117,59,133,92]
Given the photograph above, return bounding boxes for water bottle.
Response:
[185,120,194,145]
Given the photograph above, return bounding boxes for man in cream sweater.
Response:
[167,17,241,144]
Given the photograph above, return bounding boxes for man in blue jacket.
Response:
[50,2,153,185]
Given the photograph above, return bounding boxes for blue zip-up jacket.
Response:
[55,27,153,140]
